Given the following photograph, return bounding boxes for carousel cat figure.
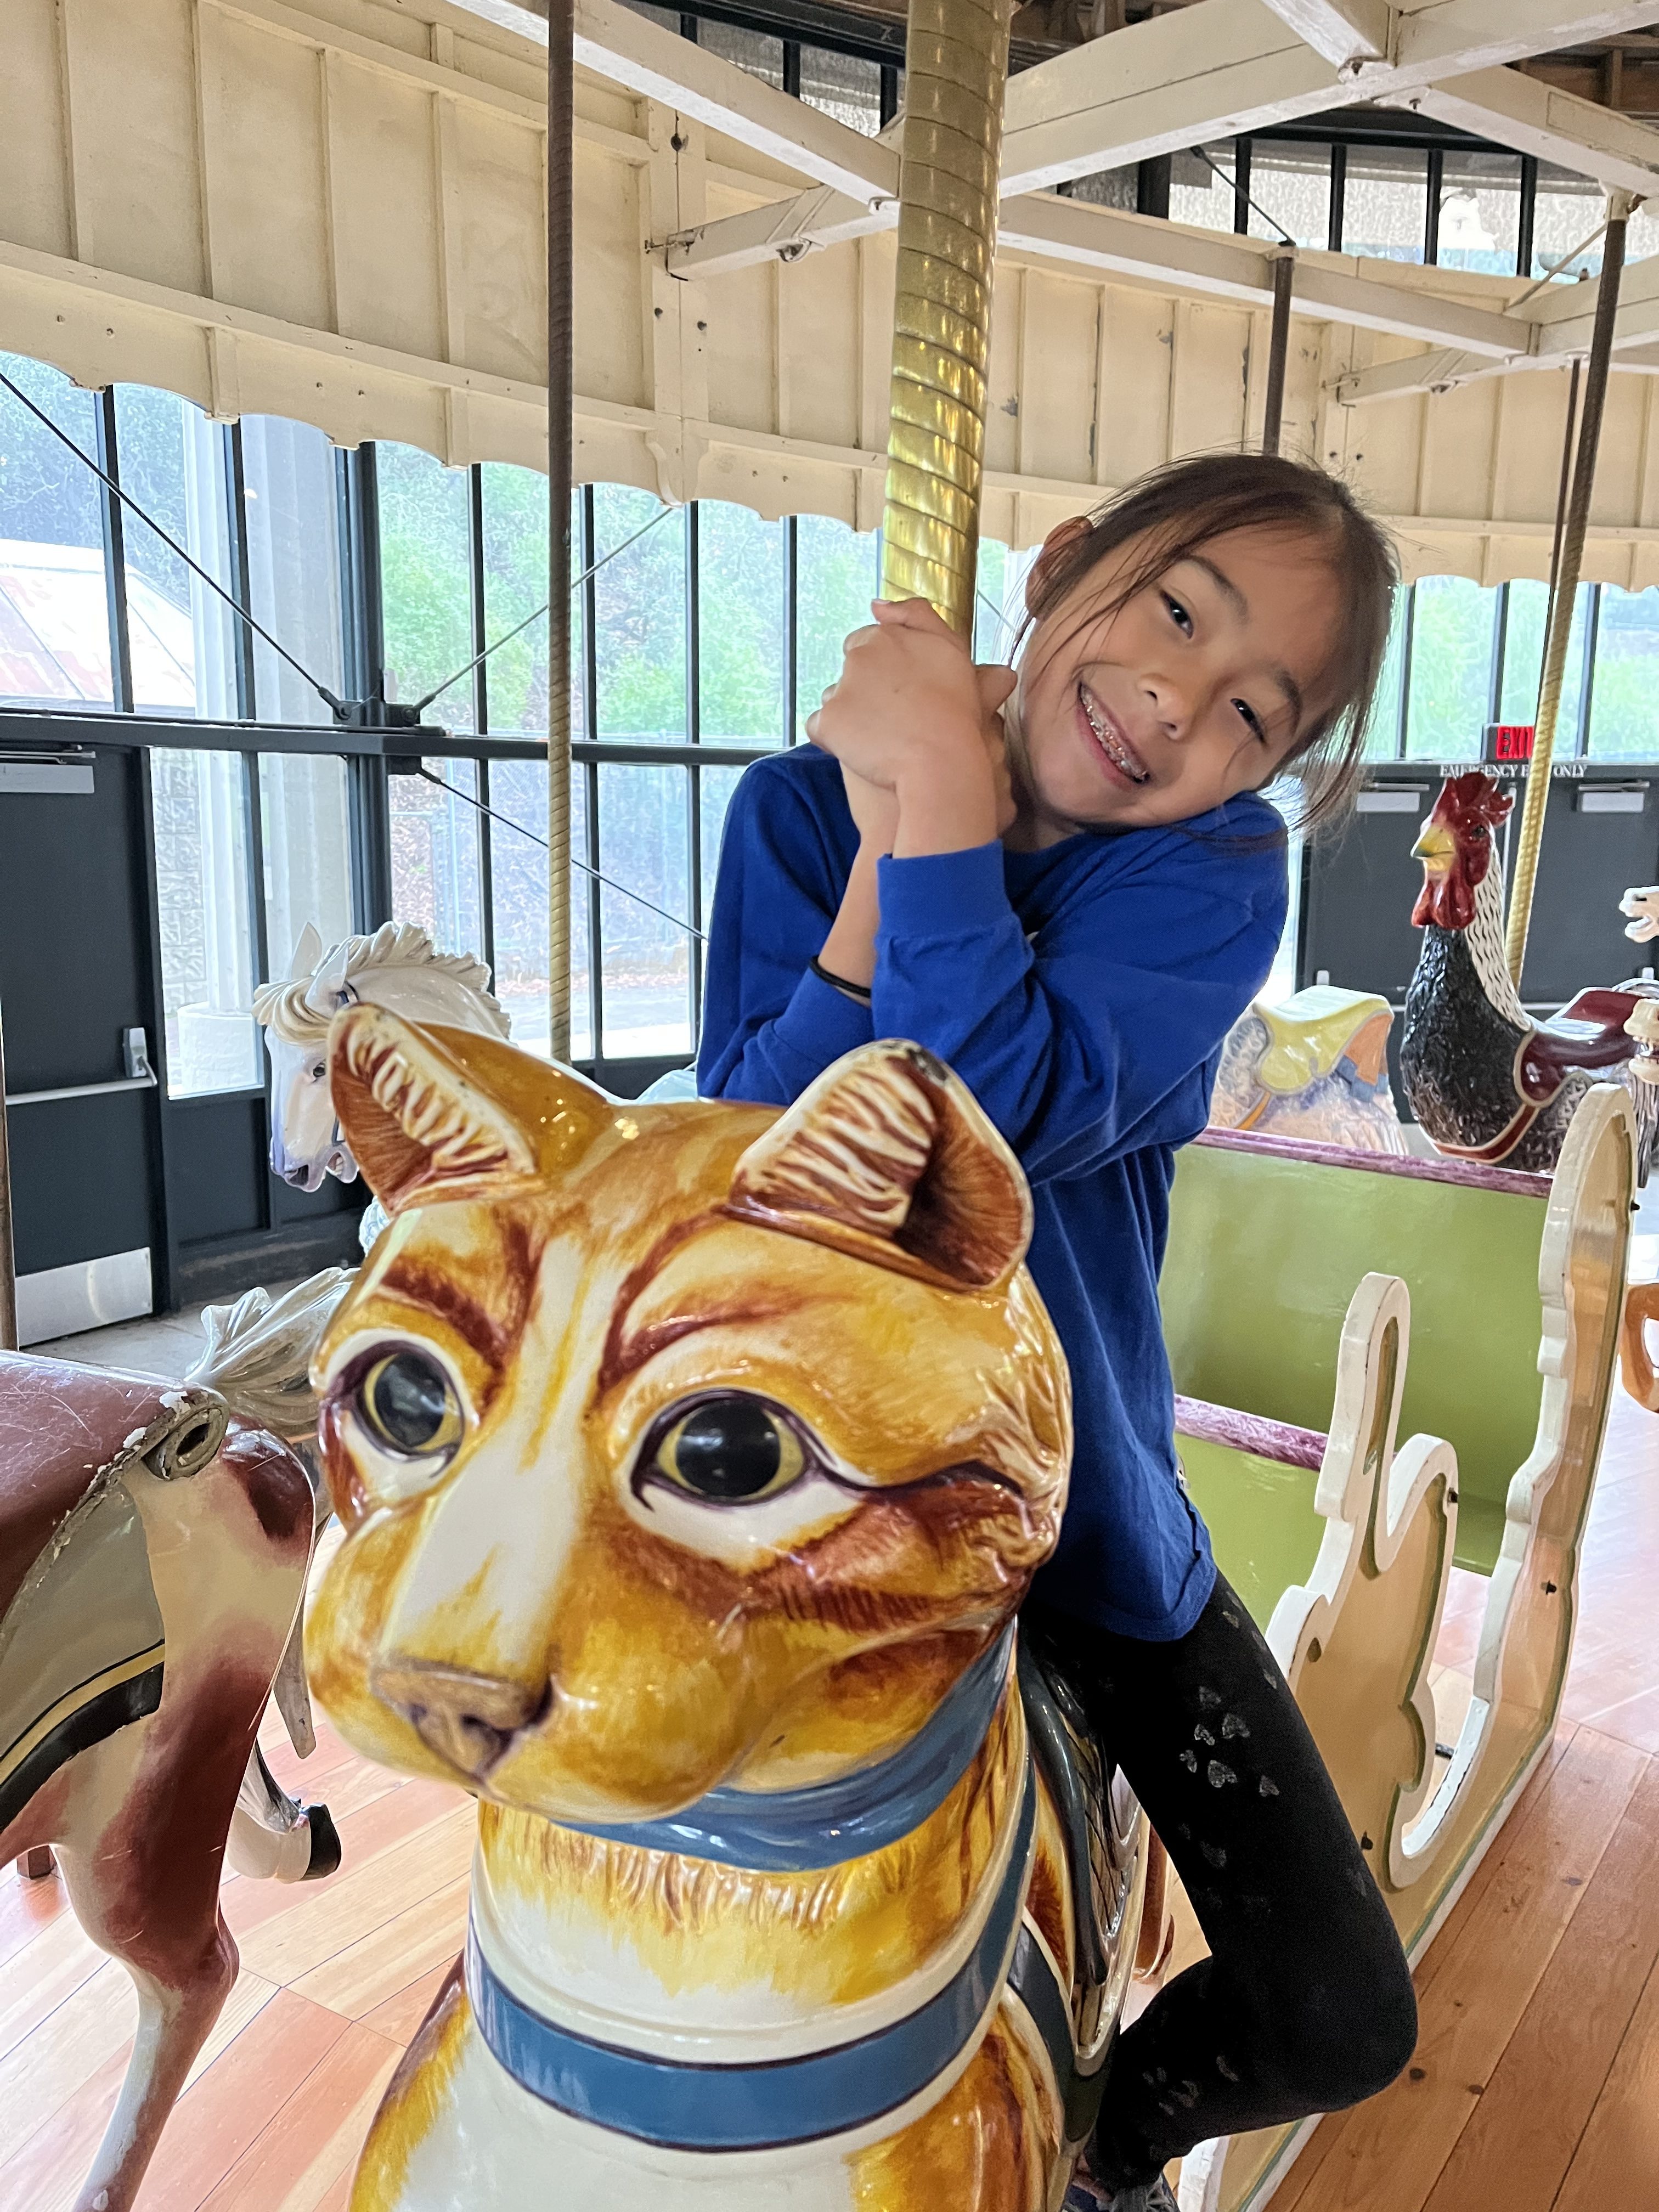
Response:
[308,1009,1148,2211]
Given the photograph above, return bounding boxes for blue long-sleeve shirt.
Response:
[697,744,1288,1639]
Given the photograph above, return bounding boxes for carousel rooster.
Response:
[1400,772,1659,1178]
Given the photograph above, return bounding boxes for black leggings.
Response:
[1028,1573,1418,2191]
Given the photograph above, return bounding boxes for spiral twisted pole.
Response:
[881,0,1014,635]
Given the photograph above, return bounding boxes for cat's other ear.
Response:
[328,1005,608,1214]
[726,1041,1031,1289]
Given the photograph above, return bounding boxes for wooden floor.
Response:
[7,1337,1659,2206]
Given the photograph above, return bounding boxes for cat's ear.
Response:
[328,1004,606,1215]
[726,1042,1031,1289]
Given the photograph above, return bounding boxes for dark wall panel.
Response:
[8,1093,153,1276]
[165,1095,267,1245]
[0,751,150,1091]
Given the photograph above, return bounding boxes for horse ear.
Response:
[329,1005,600,1215]
[289,922,324,984]
[727,1042,1031,1289]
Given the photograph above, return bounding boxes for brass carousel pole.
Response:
[882,0,1015,633]
[1505,192,1633,987]
[546,0,574,1062]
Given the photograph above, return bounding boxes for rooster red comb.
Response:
[1412,772,1511,932]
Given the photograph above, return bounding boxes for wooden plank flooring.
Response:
[5,1368,1659,2207]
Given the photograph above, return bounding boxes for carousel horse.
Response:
[307,1011,1148,2211]
[256,921,511,1249]
[0,1355,328,2212]
[1209,985,1407,1154]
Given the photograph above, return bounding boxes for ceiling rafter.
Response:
[1397,63,1659,194]
[665,0,1659,275]
[1253,0,1391,71]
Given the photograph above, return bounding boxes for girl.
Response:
[696,452,1417,2212]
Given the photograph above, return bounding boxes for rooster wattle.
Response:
[1399,772,1658,1178]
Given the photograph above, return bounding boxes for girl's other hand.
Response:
[841,765,900,853]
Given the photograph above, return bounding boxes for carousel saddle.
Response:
[0,1355,229,1830]
[1517,987,1646,1101]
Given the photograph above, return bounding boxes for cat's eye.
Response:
[651,1396,806,1503]
[357,1350,463,1460]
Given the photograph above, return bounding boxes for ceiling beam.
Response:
[996,196,1526,353]
[1253,0,1390,70]
[1527,244,1659,353]
[679,0,1659,274]
[1331,346,1504,403]
[1399,64,1659,196]
[574,0,897,203]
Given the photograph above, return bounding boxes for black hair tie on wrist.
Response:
[811,955,873,1006]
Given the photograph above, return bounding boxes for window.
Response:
[261,753,353,975]
[1589,588,1659,758]
[151,749,261,1094]
[0,354,114,707]
[390,757,484,959]
[1169,145,1237,233]
[798,46,882,136]
[1404,577,1499,760]
[377,442,474,730]
[698,500,785,743]
[795,511,879,739]
[1343,145,1427,263]
[698,19,783,86]
[1436,151,1522,275]
[1248,141,1332,250]
[594,485,687,741]
[1532,163,1602,280]
[488,757,594,1063]
[481,465,561,737]
[112,386,237,717]
[1498,579,1592,744]
[599,764,692,1057]
[1363,589,1410,760]
[242,417,346,725]
[974,538,1034,665]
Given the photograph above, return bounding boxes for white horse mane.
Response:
[253,922,510,1046]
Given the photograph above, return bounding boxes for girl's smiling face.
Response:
[1008,521,1346,845]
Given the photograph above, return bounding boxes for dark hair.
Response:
[1015,452,1398,836]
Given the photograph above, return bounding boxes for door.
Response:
[0,746,165,1341]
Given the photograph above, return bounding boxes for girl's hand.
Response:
[809,599,1004,789]
[841,765,900,854]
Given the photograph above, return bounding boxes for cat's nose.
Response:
[370,1658,545,1779]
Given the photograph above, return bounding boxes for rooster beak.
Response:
[1412,822,1455,873]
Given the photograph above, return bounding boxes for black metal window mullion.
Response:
[341,444,393,929]
[782,39,801,97]
[1424,146,1443,266]
[476,755,496,981]
[580,486,602,1063]
[783,512,799,743]
[1489,582,1510,727]
[685,500,702,1043]
[1328,143,1346,254]
[879,63,899,129]
[1518,155,1538,279]
[468,464,489,736]
[1395,584,1416,760]
[224,422,258,720]
[1233,138,1252,236]
[94,389,134,715]
[1578,582,1602,755]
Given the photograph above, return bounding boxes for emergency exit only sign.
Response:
[1484,724,1536,762]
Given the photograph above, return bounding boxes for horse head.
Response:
[255,924,509,1193]
[307,1012,1069,1825]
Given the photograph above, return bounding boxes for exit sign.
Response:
[1485,724,1536,762]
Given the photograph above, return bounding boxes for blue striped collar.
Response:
[566,1626,1015,1874]
[467,1746,1037,2151]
